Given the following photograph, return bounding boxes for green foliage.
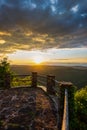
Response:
[75,86,87,130]
[0,57,10,73]
[0,57,12,89]
[0,58,32,88]
[11,76,31,87]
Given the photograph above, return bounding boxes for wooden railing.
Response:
[0,72,75,130]
[62,89,69,130]
[58,82,75,130]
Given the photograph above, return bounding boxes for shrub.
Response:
[75,86,87,129]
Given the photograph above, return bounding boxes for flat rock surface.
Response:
[0,87,57,130]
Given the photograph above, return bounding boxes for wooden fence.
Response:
[0,72,74,130]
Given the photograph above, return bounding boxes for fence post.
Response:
[4,73,11,89]
[31,72,37,87]
[47,75,56,95]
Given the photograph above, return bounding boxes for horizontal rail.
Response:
[13,74,31,77]
[13,79,31,81]
[54,79,59,84]
[62,89,69,130]
[38,80,46,86]
[38,74,46,79]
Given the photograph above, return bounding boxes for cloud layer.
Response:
[0,0,87,53]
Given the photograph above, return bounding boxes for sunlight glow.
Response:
[33,55,44,64]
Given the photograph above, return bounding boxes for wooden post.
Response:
[47,75,56,95]
[31,72,37,87]
[4,73,11,89]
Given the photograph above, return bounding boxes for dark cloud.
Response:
[0,0,87,54]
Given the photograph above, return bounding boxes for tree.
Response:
[0,57,10,72]
[0,58,12,89]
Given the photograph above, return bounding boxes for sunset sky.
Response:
[0,0,87,65]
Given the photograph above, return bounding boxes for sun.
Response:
[33,55,44,64]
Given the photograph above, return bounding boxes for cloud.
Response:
[0,0,87,54]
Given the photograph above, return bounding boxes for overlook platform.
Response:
[0,72,74,130]
[0,87,58,130]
